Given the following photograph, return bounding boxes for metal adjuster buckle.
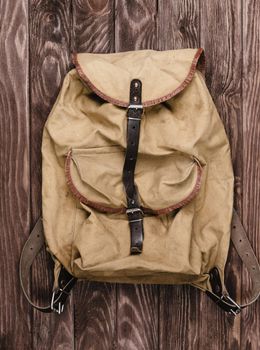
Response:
[222,295,241,315]
[126,208,144,223]
[127,104,144,121]
[128,104,143,109]
[126,208,144,215]
[51,288,69,314]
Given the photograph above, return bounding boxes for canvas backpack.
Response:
[20,48,260,315]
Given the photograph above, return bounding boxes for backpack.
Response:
[19,48,260,315]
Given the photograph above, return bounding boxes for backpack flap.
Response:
[73,48,205,107]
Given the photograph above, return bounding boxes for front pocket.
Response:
[65,146,203,214]
[65,145,126,212]
[135,152,203,214]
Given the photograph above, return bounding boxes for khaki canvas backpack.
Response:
[20,48,260,315]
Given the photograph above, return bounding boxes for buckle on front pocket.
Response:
[126,208,144,215]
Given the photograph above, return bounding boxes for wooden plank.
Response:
[0,1,31,349]
[241,0,260,348]
[29,1,74,349]
[117,284,159,350]
[74,281,117,350]
[114,1,159,349]
[72,0,115,53]
[157,1,201,349]
[199,1,242,349]
[72,2,117,349]
[157,0,200,50]
[159,286,200,350]
[115,0,157,51]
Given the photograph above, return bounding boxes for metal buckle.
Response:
[127,104,144,120]
[126,208,144,215]
[222,295,241,315]
[50,289,67,314]
[128,104,143,109]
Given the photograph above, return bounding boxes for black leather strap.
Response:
[122,79,144,255]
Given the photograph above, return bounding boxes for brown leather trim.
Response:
[65,150,203,216]
[72,48,205,108]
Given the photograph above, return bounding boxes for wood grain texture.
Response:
[72,0,115,53]
[241,0,260,348]
[157,0,200,50]
[199,1,242,349]
[29,1,74,349]
[157,2,201,349]
[72,2,117,349]
[159,285,201,350]
[0,1,31,349]
[115,0,157,51]
[74,281,116,350]
[117,284,159,350]
[1,0,260,349]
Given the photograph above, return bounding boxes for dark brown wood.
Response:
[0,1,31,349]
[159,286,201,350]
[117,284,159,350]
[241,0,260,348]
[29,1,74,349]
[115,0,157,51]
[158,0,200,50]
[74,281,117,350]
[72,0,115,53]
[199,1,242,349]
[1,0,260,348]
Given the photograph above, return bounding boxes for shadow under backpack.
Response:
[20,48,260,315]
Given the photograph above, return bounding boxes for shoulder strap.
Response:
[19,218,77,314]
[206,209,260,315]
[20,211,260,314]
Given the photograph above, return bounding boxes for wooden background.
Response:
[0,0,259,349]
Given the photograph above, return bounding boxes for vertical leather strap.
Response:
[122,79,144,255]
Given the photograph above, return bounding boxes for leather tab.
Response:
[129,79,142,105]
[126,208,144,254]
